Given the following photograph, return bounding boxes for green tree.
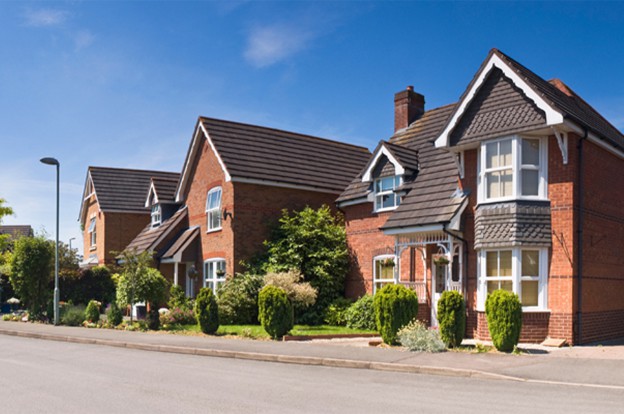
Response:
[0,198,14,252]
[259,205,349,323]
[115,249,168,322]
[9,236,53,319]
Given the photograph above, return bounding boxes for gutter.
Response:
[576,128,588,344]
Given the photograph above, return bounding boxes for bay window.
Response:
[374,175,402,212]
[479,136,547,202]
[478,248,548,310]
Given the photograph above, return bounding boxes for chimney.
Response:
[394,85,425,132]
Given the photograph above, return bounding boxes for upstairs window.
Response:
[479,136,547,203]
[206,187,222,231]
[88,217,96,248]
[374,175,402,212]
[151,204,161,227]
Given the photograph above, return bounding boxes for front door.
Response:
[431,260,448,327]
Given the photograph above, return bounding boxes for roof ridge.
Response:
[89,166,180,176]
[199,116,370,152]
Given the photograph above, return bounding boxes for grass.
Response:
[177,324,376,340]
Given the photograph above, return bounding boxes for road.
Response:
[0,335,621,414]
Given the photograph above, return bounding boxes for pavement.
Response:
[1,320,623,390]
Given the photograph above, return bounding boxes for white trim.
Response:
[230,177,339,194]
[203,258,226,294]
[435,53,564,148]
[206,186,222,232]
[372,254,397,294]
[383,224,444,236]
[79,172,101,225]
[551,127,568,165]
[175,122,232,203]
[362,146,405,182]
[145,181,159,208]
[587,131,624,160]
[336,197,369,208]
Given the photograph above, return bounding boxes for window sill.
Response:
[476,308,550,313]
[373,207,398,214]
[89,246,97,251]
[477,196,549,206]
[206,228,222,234]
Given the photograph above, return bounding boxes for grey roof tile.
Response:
[124,207,188,254]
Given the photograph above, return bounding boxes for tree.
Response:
[9,236,53,320]
[259,205,349,324]
[0,198,14,252]
[116,249,168,322]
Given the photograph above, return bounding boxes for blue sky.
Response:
[1,1,623,255]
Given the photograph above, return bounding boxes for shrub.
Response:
[374,284,418,345]
[159,307,196,327]
[60,305,86,326]
[116,267,168,309]
[398,320,445,352]
[106,302,123,326]
[264,270,317,310]
[345,295,376,331]
[259,206,349,323]
[217,273,263,325]
[146,307,160,330]
[168,284,189,310]
[258,285,293,339]
[437,291,466,348]
[59,266,115,306]
[195,288,219,334]
[485,289,523,352]
[84,300,101,323]
[323,297,352,326]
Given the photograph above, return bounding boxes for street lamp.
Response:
[69,237,75,251]
[40,157,60,326]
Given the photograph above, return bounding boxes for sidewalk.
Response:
[1,320,623,389]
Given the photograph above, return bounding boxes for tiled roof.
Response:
[161,227,200,260]
[89,167,180,213]
[450,67,547,145]
[151,176,179,203]
[200,117,371,193]
[0,225,33,239]
[474,201,552,249]
[124,207,188,254]
[494,49,624,151]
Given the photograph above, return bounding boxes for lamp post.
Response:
[69,237,75,251]
[40,157,60,326]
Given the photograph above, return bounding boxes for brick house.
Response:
[337,49,624,345]
[78,167,180,267]
[125,117,370,297]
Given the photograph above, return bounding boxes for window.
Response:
[374,175,402,212]
[373,255,396,293]
[88,217,96,247]
[204,259,226,294]
[478,248,548,310]
[479,136,547,202]
[206,187,222,231]
[151,204,161,227]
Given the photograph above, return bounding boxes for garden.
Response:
[0,202,525,353]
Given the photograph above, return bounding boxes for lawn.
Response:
[178,324,376,340]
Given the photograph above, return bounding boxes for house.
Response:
[125,117,371,297]
[337,49,624,345]
[0,225,34,241]
[78,166,180,267]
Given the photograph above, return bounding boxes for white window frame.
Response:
[374,175,402,212]
[203,259,226,294]
[477,248,548,311]
[373,254,397,293]
[88,217,96,248]
[477,135,548,204]
[151,204,161,227]
[206,187,222,232]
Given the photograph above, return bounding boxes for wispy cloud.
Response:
[74,30,95,50]
[23,9,69,27]
[244,23,317,68]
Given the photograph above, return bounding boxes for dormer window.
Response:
[374,175,402,212]
[151,204,161,227]
[478,136,547,203]
[206,186,222,232]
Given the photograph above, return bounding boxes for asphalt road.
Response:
[0,335,622,414]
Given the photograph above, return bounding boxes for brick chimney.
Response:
[394,86,425,132]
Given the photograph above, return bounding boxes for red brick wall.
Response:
[473,311,550,343]
[577,137,624,343]
[231,182,338,275]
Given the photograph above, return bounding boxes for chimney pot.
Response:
[407,85,414,91]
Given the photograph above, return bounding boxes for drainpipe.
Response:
[576,128,588,344]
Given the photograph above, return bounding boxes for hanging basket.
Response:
[380,258,395,268]
[433,255,450,266]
